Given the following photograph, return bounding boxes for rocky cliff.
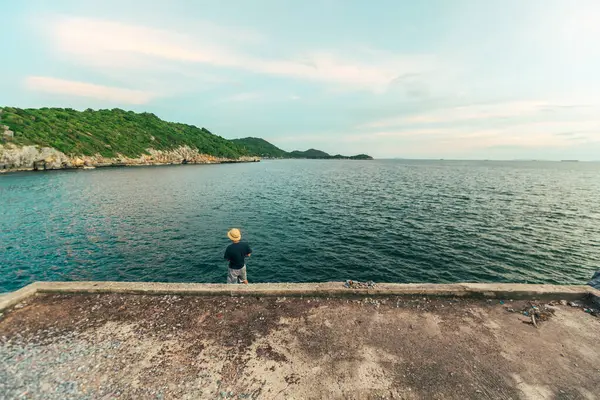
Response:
[0,144,259,173]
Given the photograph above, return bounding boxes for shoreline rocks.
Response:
[0,144,260,173]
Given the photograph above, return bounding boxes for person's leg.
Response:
[239,266,248,284]
[227,268,237,284]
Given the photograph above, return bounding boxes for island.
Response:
[231,137,373,160]
[0,107,372,173]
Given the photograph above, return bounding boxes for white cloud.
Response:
[352,120,600,154]
[345,128,463,142]
[47,16,438,92]
[259,116,600,158]
[25,76,156,104]
[354,101,600,155]
[218,92,304,103]
[558,4,600,55]
[359,101,551,129]
[219,92,263,102]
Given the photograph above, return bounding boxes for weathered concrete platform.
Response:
[1,282,599,399]
[2,281,599,312]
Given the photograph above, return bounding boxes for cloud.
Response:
[219,92,263,102]
[25,76,155,104]
[258,115,600,159]
[335,111,600,159]
[558,4,600,56]
[47,16,437,92]
[388,73,430,99]
[393,122,598,152]
[218,92,303,103]
[359,101,552,129]
[354,101,600,155]
[434,131,574,152]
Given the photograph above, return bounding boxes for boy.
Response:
[224,228,251,284]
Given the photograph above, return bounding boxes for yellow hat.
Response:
[227,228,241,242]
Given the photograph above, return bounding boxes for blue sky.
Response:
[1,0,600,159]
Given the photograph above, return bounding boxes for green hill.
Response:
[288,149,331,159]
[331,153,373,160]
[231,137,288,158]
[232,138,373,160]
[0,108,372,162]
[0,107,246,159]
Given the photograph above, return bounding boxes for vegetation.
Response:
[231,137,288,158]
[335,154,373,160]
[0,107,372,160]
[288,149,331,159]
[0,107,247,158]
[233,138,373,160]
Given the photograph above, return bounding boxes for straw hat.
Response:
[227,228,241,242]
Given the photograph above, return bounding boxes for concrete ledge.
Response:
[0,282,42,312]
[2,281,599,312]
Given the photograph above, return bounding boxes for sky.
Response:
[1,0,600,160]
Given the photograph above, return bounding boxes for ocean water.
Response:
[1,160,599,293]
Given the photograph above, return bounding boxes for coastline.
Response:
[0,143,260,174]
[0,158,260,174]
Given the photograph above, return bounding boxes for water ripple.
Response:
[2,160,600,292]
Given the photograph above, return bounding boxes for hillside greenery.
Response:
[233,138,373,160]
[0,107,372,160]
[331,153,373,160]
[288,149,331,159]
[231,137,288,158]
[0,107,247,158]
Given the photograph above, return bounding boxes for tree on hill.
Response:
[0,107,247,159]
[0,108,373,161]
[288,148,331,159]
[231,137,373,160]
[230,137,288,158]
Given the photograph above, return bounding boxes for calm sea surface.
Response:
[1,160,599,292]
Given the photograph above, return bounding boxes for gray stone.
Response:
[33,160,46,171]
[0,144,69,170]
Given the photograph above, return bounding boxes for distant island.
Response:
[0,107,372,172]
[231,137,372,160]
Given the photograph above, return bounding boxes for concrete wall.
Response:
[2,281,599,312]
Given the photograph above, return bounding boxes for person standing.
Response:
[224,228,251,284]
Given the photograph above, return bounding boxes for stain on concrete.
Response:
[1,294,599,399]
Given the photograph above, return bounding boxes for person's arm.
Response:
[224,247,230,261]
[246,244,252,257]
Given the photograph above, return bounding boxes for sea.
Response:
[1,159,599,293]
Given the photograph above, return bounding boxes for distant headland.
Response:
[231,137,372,160]
[0,107,372,173]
